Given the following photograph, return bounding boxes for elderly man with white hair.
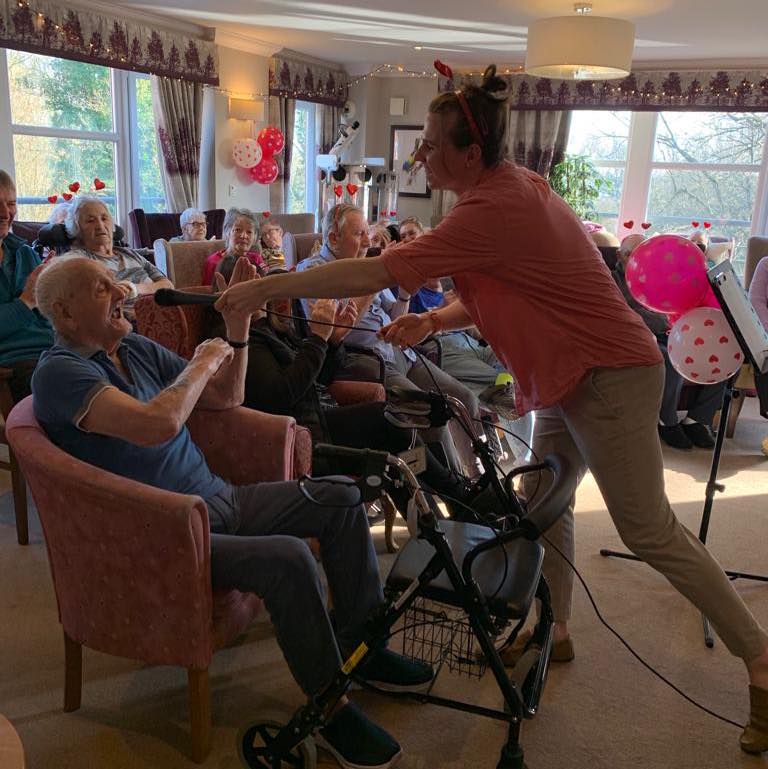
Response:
[64,195,172,319]
[171,207,208,242]
[298,203,482,479]
[31,254,432,769]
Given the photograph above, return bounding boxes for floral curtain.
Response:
[151,76,203,210]
[439,69,768,112]
[0,0,218,84]
[269,52,347,108]
[509,110,571,178]
[268,96,296,214]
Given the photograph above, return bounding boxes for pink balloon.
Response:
[625,234,709,315]
[249,157,279,185]
[667,307,743,384]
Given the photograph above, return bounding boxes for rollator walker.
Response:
[239,388,576,769]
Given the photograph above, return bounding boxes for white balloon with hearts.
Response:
[667,306,744,385]
[232,139,263,169]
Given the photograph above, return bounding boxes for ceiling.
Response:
[122,0,768,72]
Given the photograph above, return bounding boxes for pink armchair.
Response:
[0,367,28,544]
[5,397,311,762]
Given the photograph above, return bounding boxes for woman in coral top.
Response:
[218,66,768,752]
[202,207,266,285]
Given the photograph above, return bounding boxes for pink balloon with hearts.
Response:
[667,306,743,384]
[625,234,709,315]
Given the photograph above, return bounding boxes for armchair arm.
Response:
[188,405,312,482]
[328,380,386,405]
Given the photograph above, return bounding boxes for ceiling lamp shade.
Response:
[525,15,635,80]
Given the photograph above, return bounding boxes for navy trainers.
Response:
[317,701,402,769]
[354,648,434,693]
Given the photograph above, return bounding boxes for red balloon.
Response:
[257,125,285,156]
[250,157,279,185]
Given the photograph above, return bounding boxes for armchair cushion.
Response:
[153,239,225,288]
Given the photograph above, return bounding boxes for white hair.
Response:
[48,201,72,225]
[35,256,96,324]
[180,207,205,228]
[322,204,362,245]
[64,195,114,240]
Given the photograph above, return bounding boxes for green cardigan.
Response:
[0,233,54,366]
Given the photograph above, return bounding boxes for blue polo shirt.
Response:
[31,333,225,500]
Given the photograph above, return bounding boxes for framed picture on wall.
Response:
[390,125,430,198]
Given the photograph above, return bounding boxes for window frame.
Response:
[0,48,165,227]
[290,99,317,217]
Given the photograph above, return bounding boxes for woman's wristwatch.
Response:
[226,338,248,349]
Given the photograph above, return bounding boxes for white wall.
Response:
[210,46,271,212]
[348,75,438,225]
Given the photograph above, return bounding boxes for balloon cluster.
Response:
[232,126,285,185]
[626,235,741,385]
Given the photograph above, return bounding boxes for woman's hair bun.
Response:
[481,64,509,101]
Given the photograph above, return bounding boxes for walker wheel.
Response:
[238,719,317,768]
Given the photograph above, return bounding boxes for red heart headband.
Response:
[622,220,652,230]
[691,220,711,229]
[434,59,485,147]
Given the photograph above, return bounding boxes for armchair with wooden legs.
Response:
[6,396,312,763]
[0,367,28,545]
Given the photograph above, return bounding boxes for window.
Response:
[566,110,631,230]
[288,100,317,216]
[566,110,768,275]
[0,48,166,225]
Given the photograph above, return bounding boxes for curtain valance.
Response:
[0,0,218,85]
[269,52,347,107]
[439,69,768,112]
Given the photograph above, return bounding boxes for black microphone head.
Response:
[153,288,177,306]
[365,246,382,258]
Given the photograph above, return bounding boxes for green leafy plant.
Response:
[549,154,612,219]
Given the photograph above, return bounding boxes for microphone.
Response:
[365,246,382,258]
[154,288,219,307]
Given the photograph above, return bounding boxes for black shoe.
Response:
[317,701,402,769]
[681,421,716,449]
[354,648,434,693]
[658,423,693,450]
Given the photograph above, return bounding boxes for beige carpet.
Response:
[2,401,768,769]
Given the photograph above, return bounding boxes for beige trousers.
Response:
[524,363,768,661]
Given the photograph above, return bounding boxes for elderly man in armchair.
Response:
[0,169,54,402]
[31,254,430,769]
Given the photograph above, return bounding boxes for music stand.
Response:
[600,259,768,647]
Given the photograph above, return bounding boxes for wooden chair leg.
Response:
[63,631,82,712]
[188,667,211,764]
[10,449,28,545]
[381,494,399,554]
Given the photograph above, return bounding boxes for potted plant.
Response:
[549,154,612,220]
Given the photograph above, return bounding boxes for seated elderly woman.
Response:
[0,169,54,401]
[63,195,172,320]
[171,207,208,242]
[399,216,424,244]
[202,207,266,284]
[260,219,286,269]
